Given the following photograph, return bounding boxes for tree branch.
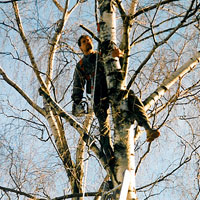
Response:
[127,1,199,91]
[46,0,80,88]
[0,185,43,200]
[38,87,111,174]
[133,0,179,19]
[46,1,70,88]
[0,0,20,3]
[52,0,64,12]
[80,24,101,43]
[0,66,45,115]
[12,1,48,91]
[52,192,102,200]
[75,111,94,194]
[135,142,151,174]
[137,144,200,191]
[143,51,200,111]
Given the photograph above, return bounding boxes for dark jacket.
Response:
[72,52,108,111]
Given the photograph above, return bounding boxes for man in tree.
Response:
[71,35,160,157]
[72,35,113,160]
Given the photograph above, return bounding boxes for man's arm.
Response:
[71,64,85,104]
[71,63,87,117]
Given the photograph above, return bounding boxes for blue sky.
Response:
[0,0,200,199]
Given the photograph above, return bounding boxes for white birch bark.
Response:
[116,0,139,81]
[112,109,137,199]
[98,0,137,199]
[128,0,138,15]
[98,0,124,90]
[46,1,79,88]
[38,88,111,175]
[46,1,69,88]
[111,49,200,199]
[12,1,83,195]
[0,66,45,115]
[52,0,64,12]
[143,51,200,111]
[75,110,94,200]
[12,2,47,91]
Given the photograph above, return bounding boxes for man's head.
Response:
[78,35,94,55]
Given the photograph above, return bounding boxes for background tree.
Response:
[0,0,200,199]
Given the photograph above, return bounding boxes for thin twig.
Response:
[0,0,20,3]
[80,24,101,43]
[135,142,151,174]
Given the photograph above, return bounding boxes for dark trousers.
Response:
[94,97,113,159]
[128,90,151,129]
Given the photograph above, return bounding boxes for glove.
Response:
[72,102,85,117]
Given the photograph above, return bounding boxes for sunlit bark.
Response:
[143,51,200,111]
[98,0,137,199]
[0,0,200,199]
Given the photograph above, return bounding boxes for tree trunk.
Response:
[98,0,137,199]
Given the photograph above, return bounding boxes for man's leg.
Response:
[98,116,113,155]
[94,102,114,161]
[128,90,160,142]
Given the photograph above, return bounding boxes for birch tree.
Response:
[0,0,200,200]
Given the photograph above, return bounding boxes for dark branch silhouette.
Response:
[0,0,20,3]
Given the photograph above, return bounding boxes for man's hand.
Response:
[112,47,124,58]
[72,102,86,117]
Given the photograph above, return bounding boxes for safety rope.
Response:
[90,52,98,108]
[90,21,100,108]
[83,23,100,199]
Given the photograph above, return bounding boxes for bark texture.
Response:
[98,0,138,199]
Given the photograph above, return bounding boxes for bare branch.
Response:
[76,111,94,194]
[0,185,43,200]
[51,192,102,200]
[12,1,48,91]
[0,0,20,3]
[38,87,111,174]
[52,0,64,12]
[135,143,151,174]
[0,66,45,115]
[143,51,200,111]
[46,1,70,88]
[133,0,179,19]
[137,144,200,191]
[127,1,200,90]
[128,0,139,16]
[46,0,80,89]
[80,24,101,43]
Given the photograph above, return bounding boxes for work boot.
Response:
[146,129,160,142]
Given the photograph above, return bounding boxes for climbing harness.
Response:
[79,52,99,111]
[91,51,98,108]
